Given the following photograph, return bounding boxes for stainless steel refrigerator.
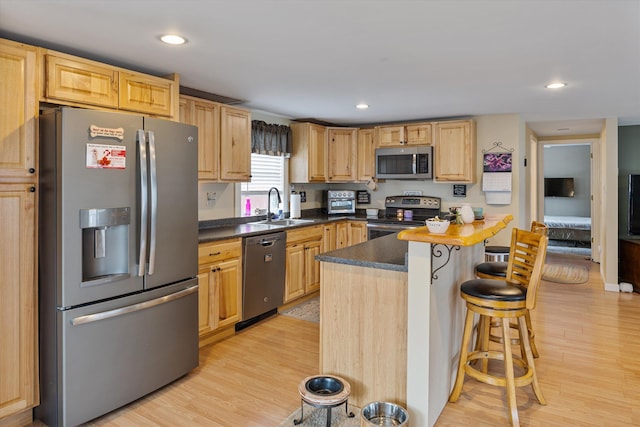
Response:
[36,107,199,426]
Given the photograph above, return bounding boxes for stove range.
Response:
[366,195,443,239]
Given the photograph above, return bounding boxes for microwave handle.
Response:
[412,153,417,174]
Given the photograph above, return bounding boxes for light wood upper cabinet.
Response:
[44,53,118,109]
[376,122,432,147]
[0,39,38,182]
[179,97,250,182]
[433,120,476,183]
[377,125,405,147]
[0,184,38,419]
[357,128,376,181]
[327,127,357,182]
[180,96,220,180]
[290,122,327,183]
[220,105,251,182]
[118,71,174,117]
[43,51,177,117]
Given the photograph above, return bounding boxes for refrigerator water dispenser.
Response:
[80,207,130,285]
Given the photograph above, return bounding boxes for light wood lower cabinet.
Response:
[285,225,323,303]
[336,220,367,249]
[0,184,38,420]
[197,238,242,346]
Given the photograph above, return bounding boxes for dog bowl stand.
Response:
[294,375,354,427]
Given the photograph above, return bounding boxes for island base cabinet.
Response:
[319,262,407,408]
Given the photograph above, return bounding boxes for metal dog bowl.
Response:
[305,376,344,396]
[361,401,409,426]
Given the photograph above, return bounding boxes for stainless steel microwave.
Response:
[375,146,433,179]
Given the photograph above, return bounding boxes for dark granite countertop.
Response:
[198,213,366,243]
[316,233,408,272]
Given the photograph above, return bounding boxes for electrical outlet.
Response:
[299,191,306,202]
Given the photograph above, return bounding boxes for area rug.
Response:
[542,263,589,284]
[280,297,320,323]
[278,404,360,427]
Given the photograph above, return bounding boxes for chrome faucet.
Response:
[266,187,281,222]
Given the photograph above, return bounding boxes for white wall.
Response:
[543,144,591,216]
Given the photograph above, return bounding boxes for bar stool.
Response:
[449,228,549,427]
[484,245,510,262]
[475,221,548,358]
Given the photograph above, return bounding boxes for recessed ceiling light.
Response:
[160,34,187,45]
[545,82,567,89]
[356,103,369,109]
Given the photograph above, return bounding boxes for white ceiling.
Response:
[1,0,639,136]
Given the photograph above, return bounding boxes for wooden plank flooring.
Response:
[33,253,640,426]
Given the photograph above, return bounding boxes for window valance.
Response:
[251,120,292,157]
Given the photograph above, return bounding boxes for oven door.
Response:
[366,222,417,240]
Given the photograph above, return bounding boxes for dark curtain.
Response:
[251,120,292,157]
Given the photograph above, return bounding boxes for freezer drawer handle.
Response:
[70,285,198,326]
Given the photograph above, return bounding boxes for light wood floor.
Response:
[34,253,640,426]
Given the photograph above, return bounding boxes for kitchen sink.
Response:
[248,218,315,227]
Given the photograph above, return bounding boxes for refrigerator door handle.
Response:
[147,130,158,275]
[138,129,148,277]
[70,285,198,326]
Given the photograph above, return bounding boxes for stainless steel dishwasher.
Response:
[242,232,286,321]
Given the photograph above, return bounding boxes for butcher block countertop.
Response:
[397,214,513,246]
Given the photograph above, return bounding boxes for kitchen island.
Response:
[316,214,512,427]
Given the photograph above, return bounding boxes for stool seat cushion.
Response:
[475,262,508,277]
[485,245,510,254]
[461,279,527,302]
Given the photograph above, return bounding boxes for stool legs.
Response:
[450,308,546,427]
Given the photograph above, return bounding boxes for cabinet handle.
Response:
[28,168,36,174]
[209,251,221,256]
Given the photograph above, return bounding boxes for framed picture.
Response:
[483,153,512,172]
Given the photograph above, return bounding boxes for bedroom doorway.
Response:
[538,140,597,260]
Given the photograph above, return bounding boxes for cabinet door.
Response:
[327,128,357,181]
[348,221,367,246]
[322,224,337,253]
[0,40,37,181]
[45,53,119,108]
[0,184,38,417]
[308,124,327,181]
[434,120,476,183]
[197,266,218,335]
[119,72,174,117]
[376,125,405,147]
[180,96,221,181]
[406,123,432,145]
[336,222,349,249]
[216,258,242,328]
[305,239,322,293]
[285,243,306,302]
[220,106,251,181]
[357,128,376,181]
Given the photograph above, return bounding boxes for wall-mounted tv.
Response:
[544,177,575,197]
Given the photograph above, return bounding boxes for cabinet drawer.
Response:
[198,238,242,265]
[287,225,323,244]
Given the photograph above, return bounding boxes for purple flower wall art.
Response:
[483,153,512,172]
